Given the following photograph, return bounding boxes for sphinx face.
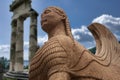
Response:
[41,8,64,33]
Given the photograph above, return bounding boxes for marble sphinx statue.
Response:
[29,6,120,80]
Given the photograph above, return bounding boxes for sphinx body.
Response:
[30,23,120,80]
[29,35,85,80]
[29,6,120,80]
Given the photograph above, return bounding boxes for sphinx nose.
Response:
[41,14,48,20]
[41,13,44,18]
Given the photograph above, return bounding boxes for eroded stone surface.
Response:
[9,0,38,72]
[30,6,120,80]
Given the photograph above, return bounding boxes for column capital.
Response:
[17,16,26,21]
[30,9,38,17]
[11,20,17,26]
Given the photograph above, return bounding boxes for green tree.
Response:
[89,41,120,54]
[89,47,96,54]
[0,57,9,70]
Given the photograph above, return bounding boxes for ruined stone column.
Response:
[15,16,24,72]
[29,11,38,62]
[9,20,17,71]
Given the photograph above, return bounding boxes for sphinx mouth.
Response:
[41,18,47,25]
[43,18,47,22]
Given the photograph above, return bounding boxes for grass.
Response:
[3,77,16,80]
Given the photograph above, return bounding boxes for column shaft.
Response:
[9,20,17,71]
[15,16,24,72]
[29,12,38,62]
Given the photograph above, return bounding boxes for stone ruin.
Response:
[4,0,38,79]
[9,0,38,72]
[3,0,120,79]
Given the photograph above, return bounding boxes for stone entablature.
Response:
[10,0,32,20]
[10,0,31,11]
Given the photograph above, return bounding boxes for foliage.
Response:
[24,65,28,69]
[3,77,16,80]
[89,47,96,54]
[0,57,9,70]
[89,41,120,54]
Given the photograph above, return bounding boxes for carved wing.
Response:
[88,23,120,66]
[29,23,120,80]
[69,23,120,79]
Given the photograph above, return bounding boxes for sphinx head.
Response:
[41,6,73,39]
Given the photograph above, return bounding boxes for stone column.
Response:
[14,16,24,72]
[29,11,38,62]
[9,20,17,71]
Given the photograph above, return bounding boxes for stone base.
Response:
[4,71,28,80]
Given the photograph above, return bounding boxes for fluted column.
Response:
[29,11,38,62]
[9,20,17,71]
[14,16,24,72]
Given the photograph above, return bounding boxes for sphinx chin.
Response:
[41,23,49,32]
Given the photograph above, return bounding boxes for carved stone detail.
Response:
[9,20,17,71]
[14,16,24,71]
[9,0,38,72]
[29,11,38,62]
[30,6,120,80]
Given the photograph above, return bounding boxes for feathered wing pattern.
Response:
[29,37,69,80]
[29,23,120,80]
[88,23,120,66]
[68,23,120,80]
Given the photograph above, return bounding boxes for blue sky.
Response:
[0,0,120,60]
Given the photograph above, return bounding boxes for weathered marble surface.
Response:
[4,71,28,80]
[9,0,38,72]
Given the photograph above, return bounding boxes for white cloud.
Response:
[0,45,9,52]
[23,35,48,48]
[22,35,48,60]
[0,44,29,60]
[1,14,120,60]
[38,35,48,46]
[72,25,90,35]
[24,41,29,49]
[0,44,10,59]
[24,50,29,60]
[92,14,120,41]
[72,25,94,48]
[92,14,120,26]
[71,14,120,48]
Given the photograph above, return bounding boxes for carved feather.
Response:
[30,23,120,80]
[29,37,68,80]
[69,23,120,80]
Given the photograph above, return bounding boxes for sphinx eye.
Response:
[44,10,51,14]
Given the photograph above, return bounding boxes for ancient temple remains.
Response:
[9,0,38,72]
